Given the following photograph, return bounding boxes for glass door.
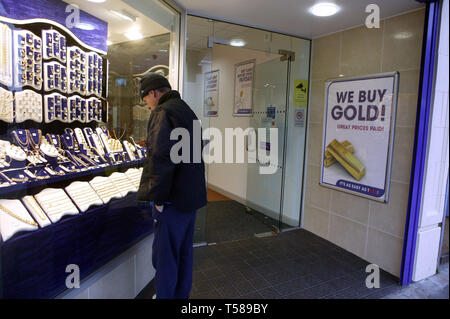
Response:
[201,43,291,243]
[245,55,291,233]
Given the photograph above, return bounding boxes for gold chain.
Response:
[0,203,38,227]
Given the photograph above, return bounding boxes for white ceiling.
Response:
[177,0,425,39]
[64,0,170,45]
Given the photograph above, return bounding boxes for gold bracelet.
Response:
[23,196,47,221]
[0,203,38,227]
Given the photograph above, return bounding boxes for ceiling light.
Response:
[111,9,136,22]
[125,30,143,41]
[394,32,413,39]
[159,49,168,53]
[310,3,340,17]
[76,23,95,31]
[88,0,107,3]
[230,39,246,47]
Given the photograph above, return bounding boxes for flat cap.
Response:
[140,73,171,99]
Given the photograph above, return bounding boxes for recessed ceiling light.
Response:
[394,32,413,39]
[88,0,107,3]
[310,3,340,17]
[125,30,143,41]
[111,9,136,22]
[230,39,246,47]
[76,23,95,31]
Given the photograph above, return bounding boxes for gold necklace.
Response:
[28,129,42,149]
[0,203,38,227]
[12,130,30,149]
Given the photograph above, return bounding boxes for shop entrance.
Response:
[194,43,294,245]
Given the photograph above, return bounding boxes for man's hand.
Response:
[155,205,164,213]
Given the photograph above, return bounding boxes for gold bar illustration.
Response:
[324,140,354,167]
[326,139,366,181]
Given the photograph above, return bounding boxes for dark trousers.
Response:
[152,204,197,299]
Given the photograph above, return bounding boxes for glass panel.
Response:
[0,0,181,298]
[245,56,289,232]
[185,15,214,245]
[185,15,311,244]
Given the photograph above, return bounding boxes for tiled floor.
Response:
[189,229,401,299]
[137,204,449,299]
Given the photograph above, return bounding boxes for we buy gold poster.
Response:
[320,73,399,202]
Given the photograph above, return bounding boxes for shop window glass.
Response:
[0,0,181,298]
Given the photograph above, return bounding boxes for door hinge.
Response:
[279,50,295,62]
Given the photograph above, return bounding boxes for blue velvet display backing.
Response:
[0,0,108,52]
[1,193,153,299]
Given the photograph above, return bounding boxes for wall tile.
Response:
[340,24,383,77]
[303,205,329,240]
[369,181,409,238]
[396,93,418,127]
[390,127,415,184]
[366,228,404,277]
[309,80,326,124]
[312,33,341,80]
[307,122,324,166]
[398,69,421,94]
[305,164,331,211]
[329,214,367,258]
[330,190,370,224]
[382,9,425,72]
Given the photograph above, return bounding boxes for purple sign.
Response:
[0,0,108,52]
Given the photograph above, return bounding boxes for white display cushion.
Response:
[89,176,123,204]
[124,168,142,189]
[109,172,137,197]
[0,199,39,242]
[34,188,79,223]
[0,87,14,123]
[21,195,52,228]
[14,90,43,123]
[65,181,103,213]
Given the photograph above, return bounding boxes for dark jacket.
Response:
[136,90,207,212]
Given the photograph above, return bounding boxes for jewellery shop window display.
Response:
[0,0,158,298]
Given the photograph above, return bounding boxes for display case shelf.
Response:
[0,159,145,198]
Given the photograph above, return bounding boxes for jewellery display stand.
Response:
[0,22,13,87]
[13,29,42,90]
[34,188,79,223]
[21,195,51,228]
[89,176,123,204]
[0,199,39,242]
[65,181,103,213]
[124,167,143,189]
[0,87,13,123]
[108,172,137,197]
[0,11,148,300]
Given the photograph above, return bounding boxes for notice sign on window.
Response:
[204,70,219,117]
[320,72,399,202]
[234,59,255,116]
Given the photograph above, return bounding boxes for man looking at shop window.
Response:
[137,73,207,299]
